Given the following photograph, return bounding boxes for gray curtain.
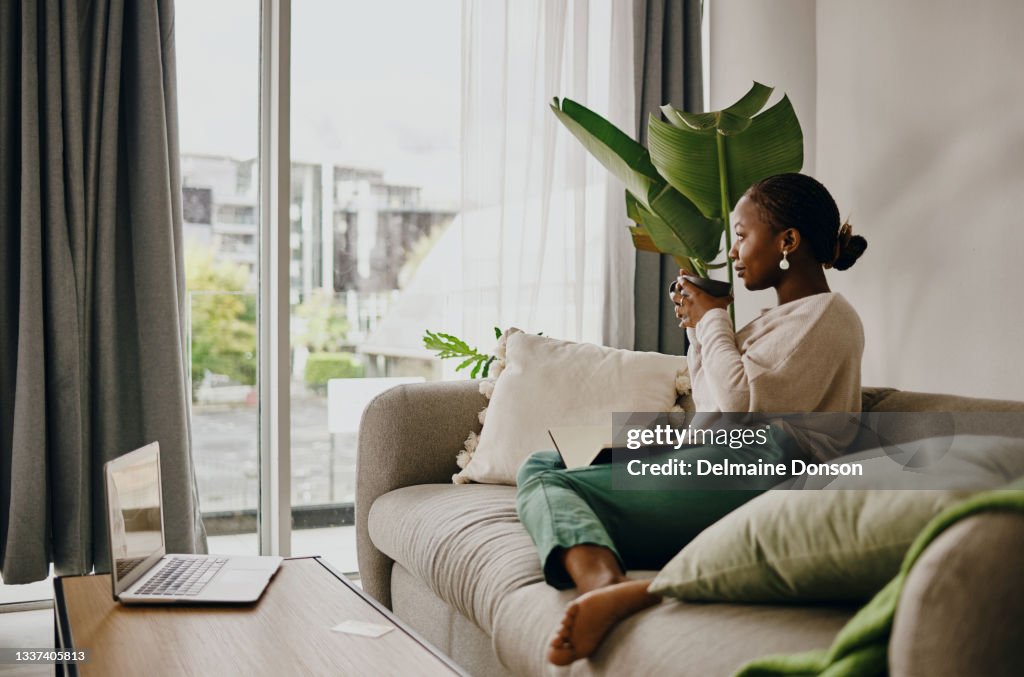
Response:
[632,0,704,354]
[0,0,206,584]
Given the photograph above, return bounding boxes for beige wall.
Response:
[711,0,1024,400]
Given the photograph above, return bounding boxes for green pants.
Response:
[515,434,793,589]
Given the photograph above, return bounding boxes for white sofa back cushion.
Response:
[455,332,687,485]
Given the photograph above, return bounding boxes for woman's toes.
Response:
[548,630,576,664]
[547,645,577,667]
[550,618,572,647]
[547,603,582,662]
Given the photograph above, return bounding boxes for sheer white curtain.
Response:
[458,0,635,349]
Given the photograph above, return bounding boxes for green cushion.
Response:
[648,489,967,602]
[649,433,1024,602]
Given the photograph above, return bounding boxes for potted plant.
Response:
[551,82,803,324]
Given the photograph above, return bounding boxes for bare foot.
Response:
[547,580,660,665]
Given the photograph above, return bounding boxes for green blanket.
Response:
[734,478,1024,677]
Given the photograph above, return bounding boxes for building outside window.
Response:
[176,0,460,572]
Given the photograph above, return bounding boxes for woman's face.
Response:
[729,195,787,291]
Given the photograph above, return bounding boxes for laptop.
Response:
[548,425,615,469]
[104,442,282,604]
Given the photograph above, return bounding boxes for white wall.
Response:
[711,0,1024,400]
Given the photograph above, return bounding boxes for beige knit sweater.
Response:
[686,292,864,460]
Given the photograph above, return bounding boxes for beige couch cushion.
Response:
[369,484,857,676]
[492,579,856,676]
[390,563,513,677]
[367,484,544,634]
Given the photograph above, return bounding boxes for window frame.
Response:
[257,0,292,556]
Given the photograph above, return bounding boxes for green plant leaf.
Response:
[551,80,802,330]
[626,175,721,260]
[551,97,661,208]
[625,198,660,251]
[425,330,480,360]
[429,331,468,353]
[627,190,723,264]
[647,114,722,218]
[722,95,804,209]
[714,111,755,135]
[662,109,752,135]
[424,329,507,379]
[629,198,683,258]
[625,190,643,222]
[661,109,718,132]
[722,81,774,118]
[648,187,724,262]
[648,95,803,216]
[493,326,502,340]
[661,82,773,133]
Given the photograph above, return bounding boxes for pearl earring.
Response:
[779,249,790,270]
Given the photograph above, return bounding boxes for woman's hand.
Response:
[670,273,733,328]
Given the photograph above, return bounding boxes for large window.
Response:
[286,0,460,568]
[177,0,460,571]
[178,0,261,555]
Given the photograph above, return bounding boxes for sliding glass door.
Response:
[286,0,461,572]
[177,0,461,570]
[178,0,261,555]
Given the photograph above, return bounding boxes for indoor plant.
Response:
[551,82,803,323]
[423,327,503,379]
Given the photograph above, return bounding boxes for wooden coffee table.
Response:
[54,557,465,676]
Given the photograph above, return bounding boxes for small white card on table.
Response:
[331,620,395,638]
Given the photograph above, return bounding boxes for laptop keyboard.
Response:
[136,557,228,597]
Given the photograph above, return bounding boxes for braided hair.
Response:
[745,173,867,271]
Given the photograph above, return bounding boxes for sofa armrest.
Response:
[356,379,487,608]
[889,511,1024,676]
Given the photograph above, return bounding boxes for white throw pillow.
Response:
[454,332,689,485]
[451,327,520,476]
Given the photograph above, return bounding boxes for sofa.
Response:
[356,380,1024,676]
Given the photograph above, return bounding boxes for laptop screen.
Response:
[105,442,166,595]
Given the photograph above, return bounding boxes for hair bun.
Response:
[832,222,867,271]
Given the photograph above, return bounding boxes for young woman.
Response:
[514,173,868,666]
